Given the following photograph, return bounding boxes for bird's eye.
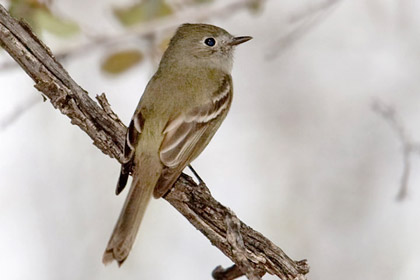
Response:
[204,37,216,47]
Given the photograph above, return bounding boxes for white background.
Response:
[1,0,420,279]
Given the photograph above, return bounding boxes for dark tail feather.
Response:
[115,162,132,195]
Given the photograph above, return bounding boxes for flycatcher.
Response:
[103,23,252,265]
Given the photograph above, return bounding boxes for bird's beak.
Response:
[229,36,253,46]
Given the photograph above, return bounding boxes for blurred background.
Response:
[1,0,420,279]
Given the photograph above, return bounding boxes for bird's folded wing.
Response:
[154,75,232,197]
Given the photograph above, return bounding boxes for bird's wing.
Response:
[115,111,145,195]
[154,75,232,198]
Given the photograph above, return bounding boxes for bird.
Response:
[103,23,252,265]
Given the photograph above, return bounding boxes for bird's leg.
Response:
[188,164,205,186]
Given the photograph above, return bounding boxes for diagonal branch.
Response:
[0,5,309,279]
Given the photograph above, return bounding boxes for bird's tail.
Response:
[103,160,160,265]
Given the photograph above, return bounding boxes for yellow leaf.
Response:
[101,50,144,75]
[9,0,79,37]
[9,0,44,33]
[194,0,214,3]
[34,9,79,37]
[113,0,172,27]
[247,0,264,14]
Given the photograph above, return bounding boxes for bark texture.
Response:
[0,5,309,279]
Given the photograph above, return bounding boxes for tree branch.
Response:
[0,5,309,279]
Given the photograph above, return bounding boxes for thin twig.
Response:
[213,264,245,280]
[0,4,308,279]
[372,99,417,201]
[266,0,341,59]
[0,94,40,131]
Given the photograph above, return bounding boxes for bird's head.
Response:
[161,23,252,73]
